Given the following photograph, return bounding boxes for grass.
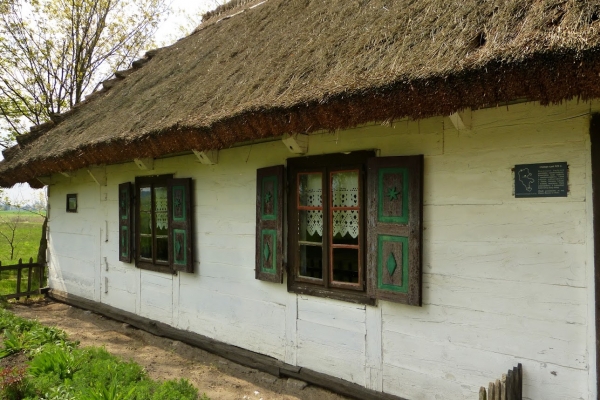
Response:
[0,211,45,263]
[0,211,46,298]
[0,308,206,399]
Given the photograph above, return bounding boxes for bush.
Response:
[0,366,27,400]
[151,379,199,400]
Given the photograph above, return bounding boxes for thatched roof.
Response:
[2,0,600,188]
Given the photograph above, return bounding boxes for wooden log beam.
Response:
[449,109,472,131]
[282,133,308,154]
[87,166,107,186]
[133,158,154,170]
[192,149,219,165]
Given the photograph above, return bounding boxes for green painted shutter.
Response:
[255,165,284,283]
[168,178,194,273]
[118,182,133,263]
[367,155,423,306]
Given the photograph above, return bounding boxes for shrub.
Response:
[151,379,199,400]
[0,366,27,400]
[28,344,78,380]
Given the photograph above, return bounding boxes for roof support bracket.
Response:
[134,158,154,170]
[193,150,219,165]
[87,166,107,186]
[449,109,472,131]
[282,133,308,154]
[37,176,54,186]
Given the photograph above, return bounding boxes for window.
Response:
[66,194,77,212]
[136,175,171,272]
[287,152,371,303]
[119,176,194,274]
[255,152,424,306]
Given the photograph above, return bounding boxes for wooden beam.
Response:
[133,158,154,170]
[449,109,472,131]
[37,176,54,186]
[590,113,600,400]
[282,133,308,154]
[87,166,107,186]
[192,149,218,165]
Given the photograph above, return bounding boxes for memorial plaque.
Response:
[514,162,568,198]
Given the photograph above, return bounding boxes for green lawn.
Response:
[0,210,45,263]
[0,210,46,297]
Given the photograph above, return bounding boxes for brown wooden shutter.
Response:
[255,165,285,283]
[168,178,194,273]
[367,155,423,306]
[118,182,133,263]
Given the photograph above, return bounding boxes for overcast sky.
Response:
[2,0,224,203]
[157,0,224,42]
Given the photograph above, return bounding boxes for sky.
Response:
[156,0,224,43]
[2,0,224,204]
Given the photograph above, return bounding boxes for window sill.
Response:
[288,282,376,306]
[136,261,176,275]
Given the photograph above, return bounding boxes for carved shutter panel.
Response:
[168,178,194,273]
[118,182,133,263]
[256,165,285,283]
[367,155,423,306]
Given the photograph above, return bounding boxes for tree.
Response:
[0,0,169,148]
[0,209,22,261]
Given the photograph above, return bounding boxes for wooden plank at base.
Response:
[48,289,404,400]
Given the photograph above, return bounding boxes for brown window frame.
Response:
[287,151,375,305]
[135,174,174,274]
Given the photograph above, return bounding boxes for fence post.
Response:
[479,386,487,400]
[16,258,22,300]
[38,262,44,294]
[26,258,33,299]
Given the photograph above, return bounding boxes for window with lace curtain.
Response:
[287,152,372,303]
[282,151,424,306]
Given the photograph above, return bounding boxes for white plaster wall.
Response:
[47,99,596,399]
[47,180,100,300]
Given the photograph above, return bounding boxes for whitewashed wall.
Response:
[47,99,598,400]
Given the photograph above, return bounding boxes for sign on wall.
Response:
[514,162,568,198]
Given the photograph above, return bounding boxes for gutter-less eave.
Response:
[1,48,600,188]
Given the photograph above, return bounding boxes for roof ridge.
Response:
[200,0,267,25]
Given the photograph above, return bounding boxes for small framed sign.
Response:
[514,162,568,198]
[66,194,78,212]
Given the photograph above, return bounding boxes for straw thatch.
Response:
[2,0,600,187]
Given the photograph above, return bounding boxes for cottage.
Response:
[1,0,600,398]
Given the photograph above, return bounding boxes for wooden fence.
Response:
[0,258,47,300]
[479,363,522,400]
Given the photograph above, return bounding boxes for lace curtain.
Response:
[304,172,359,239]
[155,187,168,230]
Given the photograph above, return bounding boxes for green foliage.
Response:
[0,366,27,400]
[0,316,70,358]
[84,379,137,400]
[39,384,77,400]
[71,347,147,392]
[0,0,170,148]
[28,344,78,380]
[151,379,199,400]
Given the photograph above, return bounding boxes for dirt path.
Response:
[9,300,348,400]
